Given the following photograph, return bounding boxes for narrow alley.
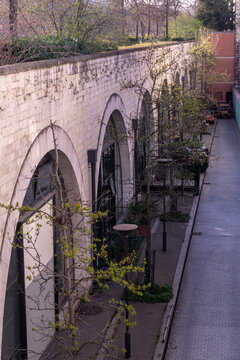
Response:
[165,118,240,359]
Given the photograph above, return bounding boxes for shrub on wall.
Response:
[168,14,203,41]
[1,36,90,64]
[86,38,118,53]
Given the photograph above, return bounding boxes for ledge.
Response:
[0,41,191,76]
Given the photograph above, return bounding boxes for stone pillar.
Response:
[235,0,240,88]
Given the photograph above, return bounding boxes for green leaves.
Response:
[128,284,173,303]
[196,0,234,31]
[169,14,204,41]
[1,35,89,65]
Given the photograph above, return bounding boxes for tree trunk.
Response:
[145,110,152,285]
[121,0,125,38]
[141,21,145,41]
[9,0,18,39]
[165,0,169,39]
[148,18,151,37]
[50,122,77,352]
[145,159,152,284]
[136,20,139,41]
[169,163,177,213]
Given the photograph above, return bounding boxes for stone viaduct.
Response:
[0,41,193,358]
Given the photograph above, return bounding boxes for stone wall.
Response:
[0,42,191,246]
[0,42,192,347]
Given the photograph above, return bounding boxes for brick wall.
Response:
[210,32,235,102]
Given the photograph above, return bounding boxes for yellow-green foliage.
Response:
[118,41,171,50]
[1,200,146,356]
[189,34,229,92]
[169,14,203,41]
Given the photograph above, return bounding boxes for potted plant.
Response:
[125,200,157,236]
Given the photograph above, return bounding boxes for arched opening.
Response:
[184,68,188,90]
[1,127,82,360]
[2,153,56,359]
[171,74,182,140]
[189,69,196,91]
[181,68,188,91]
[135,91,153,193]
[97,113,123,236]
[175,72,180,87]
[160,80,170,155]
[96,106,131,246]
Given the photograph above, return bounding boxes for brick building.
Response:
[210,32,235,103]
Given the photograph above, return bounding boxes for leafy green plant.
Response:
[2,36,89,64]
[107,229,143,262]
[124,200,157,225]
[128,284,173,303]
[119,35,139,46]
[169,14,203,41]
[86,38,118,53]
[160,211,190,223]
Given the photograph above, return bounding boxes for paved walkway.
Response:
[48,194,193,360]
[110,205,193,360]
[165,119,240,360]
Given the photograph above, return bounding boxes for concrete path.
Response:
[165,118,240,360]
[105,195,193,360]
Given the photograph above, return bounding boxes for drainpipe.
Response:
[88,149,98,267]
[87,149,97,212]
[132,119,138,197]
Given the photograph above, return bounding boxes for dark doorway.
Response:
[226,91,232,104]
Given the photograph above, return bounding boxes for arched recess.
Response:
[97,93,133,219]
[172,72,181,120]
[184,68,189,90]
[175,71,180,87]
[161,79,170,144]
[181,68,188,90]
[134,91,154,193]
[189,69,196,91]
[0,125,84,359]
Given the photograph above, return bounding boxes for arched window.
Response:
[97,115,122,239]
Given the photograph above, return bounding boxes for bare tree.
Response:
[9,0,18,38]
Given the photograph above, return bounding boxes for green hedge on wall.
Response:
[2,36,90,63]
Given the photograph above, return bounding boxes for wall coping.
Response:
[211,31,235,34]
[0,41,191,76]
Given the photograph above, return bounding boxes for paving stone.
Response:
[165,119,240,360]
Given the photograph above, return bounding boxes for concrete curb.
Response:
[153,121,217,360]
[153,191,200,360]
